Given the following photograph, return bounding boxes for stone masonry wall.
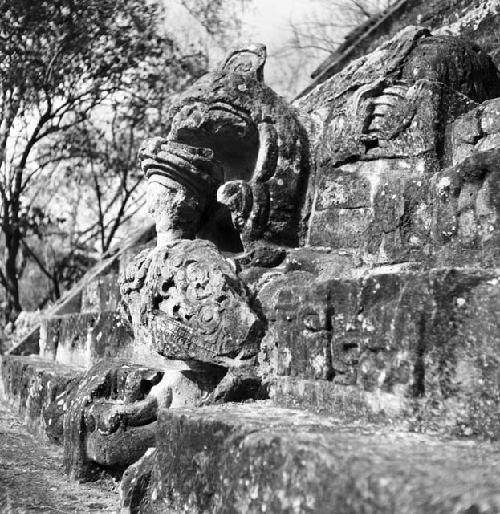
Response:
[302,0,500,96]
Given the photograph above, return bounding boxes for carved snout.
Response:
[217,180,253,232]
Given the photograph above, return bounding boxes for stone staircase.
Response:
[9,222,155,360]
[3,2,500,513]
[3,359,500,513]
[1,223,156,447]
[2,265,500,513]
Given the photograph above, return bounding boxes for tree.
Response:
[0,0,194,322]
[270,0,395,97]
[21,30,207,309]
[177,0,251,51]
[287,0,395,56]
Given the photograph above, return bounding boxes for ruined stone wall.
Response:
[376,0,500,64]
[295,27,500,268]
[304,0,500,95]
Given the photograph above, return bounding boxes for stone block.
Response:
[315,163,372,209]
[308,207,372,249]
[281,248,357,281]
[269,377,409,418]
[153,403,500,513]
[452,107,482,144]
[81,272,121,313]
[120,448,161,513]
[476,132,500,152]
[40,311,135,369]
[1,355,83,442]
[256,268,500,434]
[308,161,432,263]
[431,149,500,266]
[481,98,500,134]
[257,271,333,380]
[452,142,474,166]
[335,270,500,429]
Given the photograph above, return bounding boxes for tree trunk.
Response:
[3,237,21,324]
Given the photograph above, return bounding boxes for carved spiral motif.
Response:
[120,249,152,296]
[119,239,257,359]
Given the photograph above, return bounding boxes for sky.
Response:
[242,0,312,46]
[242,0,328,95]
[162,0,337,98]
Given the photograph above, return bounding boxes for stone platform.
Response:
[4,354,500,513]
[1,355,84,443]
[128,402,500,513]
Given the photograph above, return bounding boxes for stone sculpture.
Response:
[61,26,500,486]
[167,43,310,249]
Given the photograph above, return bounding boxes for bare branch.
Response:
[21,239,53,281]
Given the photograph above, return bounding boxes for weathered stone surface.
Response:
[432,148,500,267]
[4,18,500,512]
[121,240,263,367]
[154,403,500,513]
[85,422,157,470]
[62,358,223,481]
[298,28,500,260]
[338,269,500,406]
[269,378,408,419]
[166,44,310,248]
[39,311,135,368]
[257,271,333,380]
[254,267,500,436]
[304,0,500,90]
[119,448,161,514]
[81,273,121,313]
[63,360,164,480]
[200,366,268,405]
[1,355,83,442]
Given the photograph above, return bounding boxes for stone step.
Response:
[138,402,500,513]
[1,355,84,443]
[4,354,500,513]
[39,310,136,368]
[81,272,121,313]
[8,221,155,357]
[0,355,165,450]
[257,267,500,438]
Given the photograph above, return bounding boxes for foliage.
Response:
[0,0,206,322]
[286,0,395,55]
[178,0,251,50]
[269,0,395,97]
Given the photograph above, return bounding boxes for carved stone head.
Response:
[144,44,310,250]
